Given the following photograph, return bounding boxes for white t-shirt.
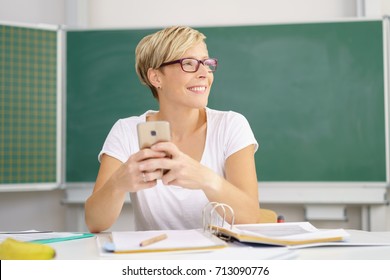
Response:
[99,107,258,230]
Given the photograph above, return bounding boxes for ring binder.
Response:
[202,202,235,241]
[202,202,350,247]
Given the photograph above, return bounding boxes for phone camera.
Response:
[151,130,157,136]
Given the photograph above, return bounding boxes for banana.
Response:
[0,238,56,260]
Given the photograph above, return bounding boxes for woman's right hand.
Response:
[85,148,167,233]
[109,148,168,193]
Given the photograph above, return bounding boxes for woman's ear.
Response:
[147,68,162,89]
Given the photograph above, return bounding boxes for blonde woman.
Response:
[85,26,275,233]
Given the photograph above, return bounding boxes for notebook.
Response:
[102,229,227,254]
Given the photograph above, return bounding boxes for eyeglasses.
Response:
[160,58,218,73]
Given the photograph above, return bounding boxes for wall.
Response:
[0,0,65,25]
[0,0,389,232]
[88,0,358,28]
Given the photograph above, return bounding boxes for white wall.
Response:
[0,0,65,25]
[3,0,390,28]
[88,0,358,28]
[0,0,389,232]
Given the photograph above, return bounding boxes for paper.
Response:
[289,229,390,249]
[235,222,349,241]
[235,222,320,237]
[105,229,227,253]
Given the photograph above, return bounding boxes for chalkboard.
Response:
[0,24,57,185]
[66,20,387,183]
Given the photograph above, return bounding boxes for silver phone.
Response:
[137,121,171,149]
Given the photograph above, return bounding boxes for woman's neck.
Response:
[148,107,207,141]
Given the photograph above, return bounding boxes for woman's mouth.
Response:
[188,86,207,93]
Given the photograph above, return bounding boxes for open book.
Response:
[211,222,350,247]
[102,229,227,254]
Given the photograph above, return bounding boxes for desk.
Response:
[49,230,390,260]
[4,231,390,280]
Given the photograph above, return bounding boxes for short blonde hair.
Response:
[135,26,206,98]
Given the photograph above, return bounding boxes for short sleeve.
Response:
[223,111,259,159]
[98,119,134,163]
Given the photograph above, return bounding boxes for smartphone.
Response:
[137,121,171,149]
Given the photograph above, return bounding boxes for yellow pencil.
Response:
[139,233,168,247]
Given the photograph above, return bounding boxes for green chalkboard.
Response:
[0,25,57,184]
[66,20,387,183]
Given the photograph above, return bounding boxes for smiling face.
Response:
[156,42,214,110]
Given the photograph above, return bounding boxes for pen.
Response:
[139,233,168,247]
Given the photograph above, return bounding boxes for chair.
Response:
[257,208,278,223]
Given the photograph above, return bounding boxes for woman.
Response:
[85,26,275,233]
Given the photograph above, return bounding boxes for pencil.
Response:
[139,233,168,247]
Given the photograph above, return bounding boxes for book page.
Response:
[232,222,350,242]
[234,222,318,238]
